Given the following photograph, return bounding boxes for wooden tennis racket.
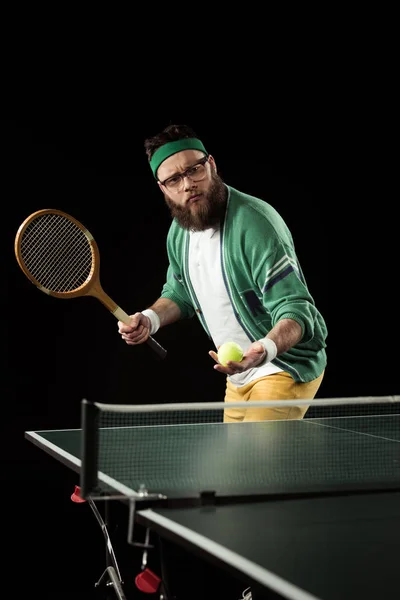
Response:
[14,208,167,359]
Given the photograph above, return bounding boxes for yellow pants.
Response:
[224,370,325,422]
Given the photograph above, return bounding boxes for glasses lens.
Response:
[164,175,182,191]
[187,162,206,181]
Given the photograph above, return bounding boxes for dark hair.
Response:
[144,124,198,162]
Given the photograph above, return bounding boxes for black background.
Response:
[3,110,395,599]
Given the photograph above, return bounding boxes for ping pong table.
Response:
[25,398,400,600]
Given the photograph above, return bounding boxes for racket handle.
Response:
[147,336,167,360]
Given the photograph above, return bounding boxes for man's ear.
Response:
[208,155,217,172]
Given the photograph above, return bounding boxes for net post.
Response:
[80,398,99,499]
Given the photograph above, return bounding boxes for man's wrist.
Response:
[258,338,278,362]
[141,309,160,335]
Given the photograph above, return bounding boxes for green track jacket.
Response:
[160,185,327,383]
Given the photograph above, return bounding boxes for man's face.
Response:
[157,149,226,231]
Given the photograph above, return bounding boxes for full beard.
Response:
[164,172,227,232]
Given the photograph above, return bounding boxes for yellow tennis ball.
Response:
[217,341,244,366]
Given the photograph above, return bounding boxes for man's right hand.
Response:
[118,312,151,346]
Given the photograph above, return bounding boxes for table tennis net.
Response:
[80,396,400,503]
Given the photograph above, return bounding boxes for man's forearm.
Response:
[148,297,182,328]
[266,318,303,355]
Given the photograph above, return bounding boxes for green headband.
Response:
[150,137,208,179]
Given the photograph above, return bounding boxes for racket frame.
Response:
[15,209,167,359]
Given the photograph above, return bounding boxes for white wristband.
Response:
[141,309,160,335]
[258,338,278,362]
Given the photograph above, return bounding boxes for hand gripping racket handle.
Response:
[113,306,167,360]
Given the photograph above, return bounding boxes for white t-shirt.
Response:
[189,227,282,387]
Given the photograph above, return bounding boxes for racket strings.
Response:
[20,213,94,292]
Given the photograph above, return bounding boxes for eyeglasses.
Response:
[159,156,209,192]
